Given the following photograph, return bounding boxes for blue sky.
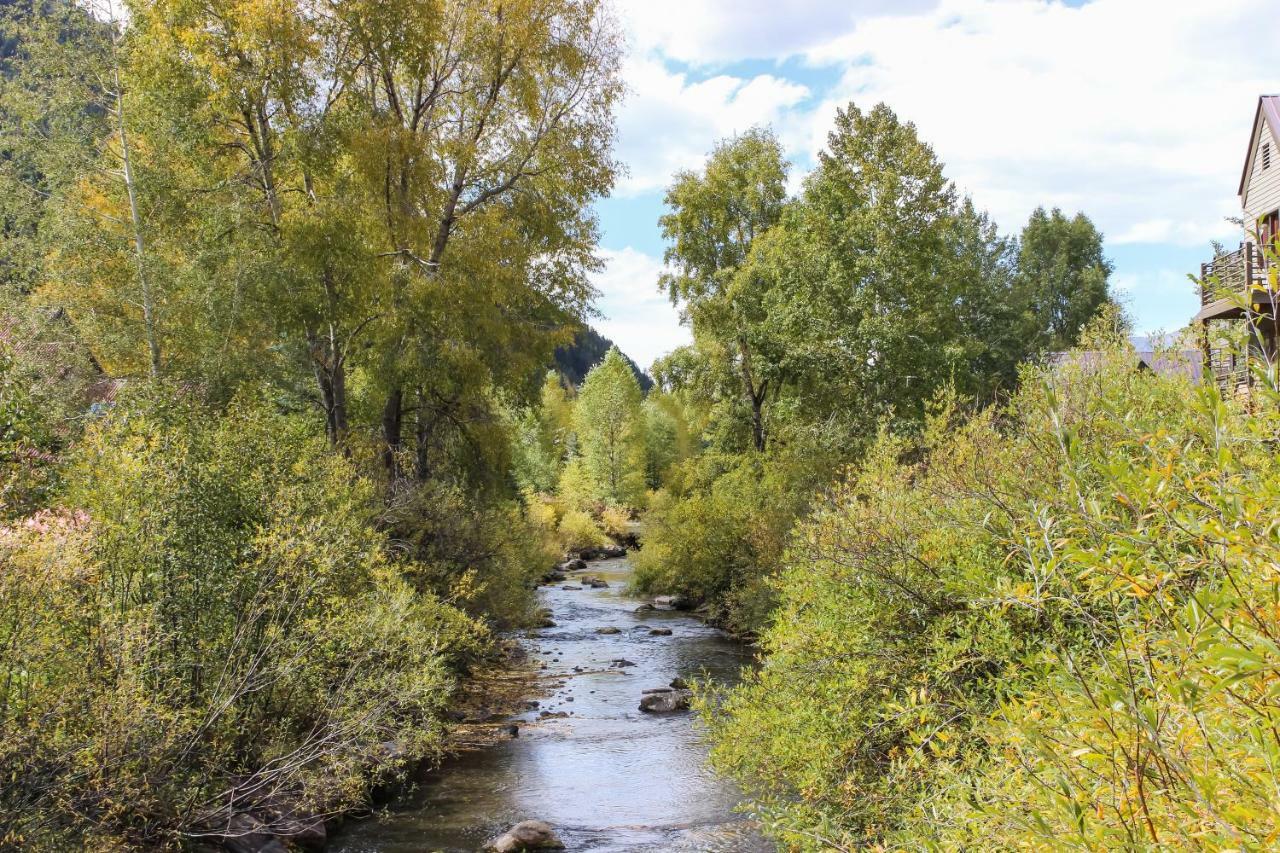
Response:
[589,0,1280,369]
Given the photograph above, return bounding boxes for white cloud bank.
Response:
[591,247,689,371]
[614,56,810,196]
[800,0,1278,247]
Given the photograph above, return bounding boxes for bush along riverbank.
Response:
[701,326,1280,850]
[0,386,558,851]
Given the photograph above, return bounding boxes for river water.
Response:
[331,556,772,852]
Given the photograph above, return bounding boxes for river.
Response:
[331,555,772,852]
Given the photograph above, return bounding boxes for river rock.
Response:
[610,658,636,668]
[582,577,609,588]
[483,819,565,852]
[596,626,621,634]
[542,570,566,583]
[562,558,587,571]
[648,628,672,636]
[560,585,582,591]
[634,603,655,612]
[218,814,290,853]
[670,677,689,690]
[639,689,691,713]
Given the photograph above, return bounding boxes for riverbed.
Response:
[331,556,772,852]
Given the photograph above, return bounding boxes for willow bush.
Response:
[706,322,1280,850]
[0,387,486,849]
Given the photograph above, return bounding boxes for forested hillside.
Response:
[554,326,652,391]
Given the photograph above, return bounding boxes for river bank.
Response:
[330,555,771,853]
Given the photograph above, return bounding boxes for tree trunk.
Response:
[308,329,348,448]
[414,388,431,482]
[381,386,403,479]
[109,5,159,378]
[750,394,766,453]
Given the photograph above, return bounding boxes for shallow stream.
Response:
[331,556,772,852]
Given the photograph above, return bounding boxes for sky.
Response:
[588,0,1280,370]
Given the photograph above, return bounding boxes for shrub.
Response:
[557,507,607,554]
[0,386,485,848]
[706,327,1280,850]
[632,452,808,634]
[385,480,551,628]
[600,504,631,540]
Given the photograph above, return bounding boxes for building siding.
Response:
[1244,119,1280,230]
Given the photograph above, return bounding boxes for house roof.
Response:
[1048,348,1203,383]
[1238,95,1280,199]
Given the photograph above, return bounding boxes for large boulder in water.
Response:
[483,819,565,851]
[639,689,691,714]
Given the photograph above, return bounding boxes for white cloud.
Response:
[615,0,935,65]
[591,246,689,370]
[797,0,1279,247]
[615,56,810,195]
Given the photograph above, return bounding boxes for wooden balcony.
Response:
[1195,242,1273,322]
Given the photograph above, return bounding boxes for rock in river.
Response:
[483,819,565,852]
[639,689,691,714]
[648,627,672,636]
[596,626,621,634]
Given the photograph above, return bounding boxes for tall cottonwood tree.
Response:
[660,127,787,452]
[60,0,619,462]
[337,0,621,478]
[1015,206,1114,353]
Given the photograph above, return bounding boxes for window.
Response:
[1265,142,1273,170]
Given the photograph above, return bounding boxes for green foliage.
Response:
[572,347,647,508]
[0,389,485,848]
[557,507,608,553]
[384,479,551,628]
[1016,206,1116,352]
[510,371,576,494]
[704,316,1280,850]
[633,451,811,633]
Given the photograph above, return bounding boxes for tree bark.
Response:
[381,386,403,479]
[414,388,432,482]
[109,3,159,377]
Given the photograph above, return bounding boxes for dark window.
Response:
[1265,142,1273,170]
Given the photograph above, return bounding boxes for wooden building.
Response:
[1196,95,1280,400]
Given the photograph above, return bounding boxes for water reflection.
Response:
[331,557,772,852]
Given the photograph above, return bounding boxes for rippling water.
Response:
[330,556,773,852]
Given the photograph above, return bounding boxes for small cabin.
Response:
[1196,96,1280,399]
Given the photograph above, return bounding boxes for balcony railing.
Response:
[1196,242,1278,324]
[1201,242,1266,307]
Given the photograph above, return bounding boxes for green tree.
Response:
[1015,206,1114,352]
[0,0,110,298]
[572,347,645,507]
[660,127,788,451]
[511,370,575,493]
